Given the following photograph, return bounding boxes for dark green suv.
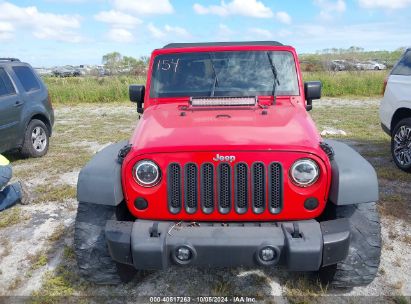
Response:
[0,58,54,157]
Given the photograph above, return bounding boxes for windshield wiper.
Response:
[267,52,280,105]
[209,53,219,97]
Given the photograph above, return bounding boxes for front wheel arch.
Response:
[28,114,52,135]
[18,113,52,148]
[390,108,411,134]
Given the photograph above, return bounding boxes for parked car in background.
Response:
[52,66,72,77]
[330,60,346,71]
[380,48,411,172]
[34,67,53,77]
[52,65,81,77]
[368,60,387,70]
[329,59,357,71]
[0,58,54,157]
[356,60,387,70]
[75,66,86,76]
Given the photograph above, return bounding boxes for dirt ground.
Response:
[0,99,410,303]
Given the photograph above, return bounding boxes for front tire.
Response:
[21,119,50,158]
[318,202,381,288]
[391,118,411,172]
[74,201,137,284]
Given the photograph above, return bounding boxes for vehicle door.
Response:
[0,66,21,152]
[386,50,411,109]
[9,64,45,137]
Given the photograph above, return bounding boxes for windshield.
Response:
[150,51,299,98]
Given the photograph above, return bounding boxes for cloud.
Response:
[107,28,134,43]
[213,24,235,41]
[275,11,292,24]
[147,23,190,39]
[358,0,411,9]
[277,29,292,38]
[147,23,164,39]
[0,2,85,43]
[113,0,174,15]
[164,25,190,38]
[193,0,273,18]
[94,10,142,29]
[44,0,96,2]
[247,27,273,39]
[313,0,346,20]
[0,21,14,41]
[219,24,235,35]
[94,10,142,43]
[245,27,292,40]
[0,21,13,32]
[34,28,85,43]
[290,21,411,52]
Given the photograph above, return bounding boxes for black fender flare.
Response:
[77,141,127,206]
[325,139,379,205]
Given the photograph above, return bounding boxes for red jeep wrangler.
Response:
[75,42,381,287]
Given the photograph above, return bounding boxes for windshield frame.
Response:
[146,46,302,102]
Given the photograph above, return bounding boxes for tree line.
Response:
[102,52,149,76]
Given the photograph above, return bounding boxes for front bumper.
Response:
[105,219,350,271]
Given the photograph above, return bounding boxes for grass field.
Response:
[44,70,387,104]
[303,70,386,97]
[45,76,145,104]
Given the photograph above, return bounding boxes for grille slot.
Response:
[201,163,214,214]
[167,163,182,214]
[218,163,232,214]
[235,163,248,214]
[252,162,266,213]
[167,161,283,216]
[269,163,283,214]
[184,163,198,213]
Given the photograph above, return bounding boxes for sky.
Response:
[0,0,411,67]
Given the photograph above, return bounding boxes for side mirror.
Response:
[129,85,145,114]
[304,81,322,111]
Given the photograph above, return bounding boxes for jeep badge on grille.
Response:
[213,154,236,162]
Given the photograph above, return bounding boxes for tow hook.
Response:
[149,222,160,237]
[292,222,301,238]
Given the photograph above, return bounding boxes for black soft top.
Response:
[162,41,284,49]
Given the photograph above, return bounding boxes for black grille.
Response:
[269,163,283,214]
[167,161,283,215]
[252,162,266,213]
[235,163,248,213]
[201,163,214,213]
[167,163,181,213]
[218,163,231,214]
[184,163,198,213]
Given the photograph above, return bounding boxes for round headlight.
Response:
[133,160,161,187]
[290,159,319,187]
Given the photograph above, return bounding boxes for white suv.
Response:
[380,48,411,172]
